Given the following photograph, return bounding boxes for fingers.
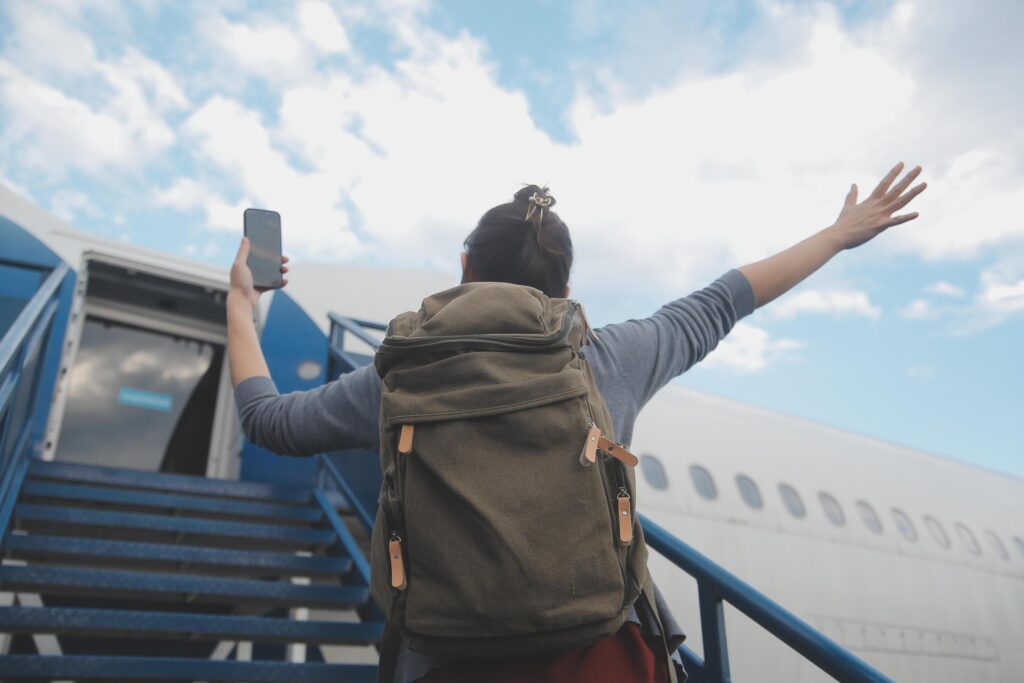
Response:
[281,265,289,274]
[844,183,858,207]
[234,236,250,263]
[885,165,922,202]
[281,277,289,287]
[282,255,290,264]
[883,212,919,229]
[891,182,927,211]
[870,161,904,199]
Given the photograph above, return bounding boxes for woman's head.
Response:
[460,185,573,298]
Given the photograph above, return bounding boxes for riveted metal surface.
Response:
[0,565,367,608]
[27,459,311,503]
[21,480,326,523]
[4,534,352,576]
[0,656,378,682]
[14,503,335,547]
[0,606,384,644]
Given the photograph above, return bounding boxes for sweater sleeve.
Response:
[591,268,756,410]
[233,363,381,456]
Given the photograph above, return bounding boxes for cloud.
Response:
[50,190,101,222]
[182,95,362,254]
[766,289,881,321]
[299,1,351,55]
[0,4,186,178]
[153,178,210,211]
[3,0,1024,336]
[925,281,965,298]
[905,365,936,380]
[698,321,804,373]
[900,298,940,321]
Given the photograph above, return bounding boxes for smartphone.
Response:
[243,208,284,290]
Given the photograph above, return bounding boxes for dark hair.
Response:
[462,185,573,298]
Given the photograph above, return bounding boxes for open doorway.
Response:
[46,256,237,478]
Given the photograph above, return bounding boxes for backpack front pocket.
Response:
[396,392,627,639]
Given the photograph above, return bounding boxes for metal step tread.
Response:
[5,535,351,576]
[27,460,310,504]
[0,565,368,609]
[0,606,385,644]
[14,503,336,546]
[21,480,324,523]
[0,656,377,682]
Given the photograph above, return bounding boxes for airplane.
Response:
[1,179,1022,682]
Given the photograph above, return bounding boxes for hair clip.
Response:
[525,191,553,225]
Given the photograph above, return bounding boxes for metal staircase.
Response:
[0,459,382,681]
[0,255,895,682]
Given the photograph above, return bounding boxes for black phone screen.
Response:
[243,208,283,290]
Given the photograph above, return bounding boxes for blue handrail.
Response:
[639,514,894,683]
[327,313,385,377]
[0,262,70,546]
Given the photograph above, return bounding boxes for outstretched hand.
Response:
[830,162,927,250]
[230,237,289,308]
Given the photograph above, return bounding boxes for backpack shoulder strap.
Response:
[639,571,681,683]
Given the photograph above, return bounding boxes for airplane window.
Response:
[984,531,1009,561]
[735,475,763,510]
[955,523,981,556]
[1015,537,1024,561]
[818,492,845,527]
[640,455,669,491]
[689,465,717,500]
[778,484,805,518]
[925,516,950,549]
[891,509,917,542]
[855,501,883,534]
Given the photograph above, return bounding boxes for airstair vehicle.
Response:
[0,213,893,681]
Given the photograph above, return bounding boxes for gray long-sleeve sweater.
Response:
[235,267,757,682]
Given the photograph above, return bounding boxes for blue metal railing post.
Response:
[698,583,731,682]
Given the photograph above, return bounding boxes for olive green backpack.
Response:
[370,281,674,680]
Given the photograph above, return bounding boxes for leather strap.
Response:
[377,601,402,683]
[640,572,680,683]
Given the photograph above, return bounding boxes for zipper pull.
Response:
[597,436,638,468]
[579,422,602,466]
[398,424,415,455]
[617,489,633,545]
[389,533,407,590]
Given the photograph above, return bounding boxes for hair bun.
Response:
[514,184,556,210]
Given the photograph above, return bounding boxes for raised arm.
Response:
[227,237,284,386]
[227,237,380,456]
[738,162,926,308]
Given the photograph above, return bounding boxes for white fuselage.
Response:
[633,387,1024,682]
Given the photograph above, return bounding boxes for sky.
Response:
[0,0,1021,477]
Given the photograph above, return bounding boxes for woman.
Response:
[227,162,926,682]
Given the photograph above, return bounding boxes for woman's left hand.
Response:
[829,162,927,250]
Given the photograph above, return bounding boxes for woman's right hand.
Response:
[828,162,927,250]
[229,237,289,309]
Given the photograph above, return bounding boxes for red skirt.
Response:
[413,622,669,683]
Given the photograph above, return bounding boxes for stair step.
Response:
[28,460,310,504]
[0,656,377,682]
[21,480,324,524]
[0,565,367,609]
[14,503,336,549]
[5,535,351,577]
[0,606,384,644]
